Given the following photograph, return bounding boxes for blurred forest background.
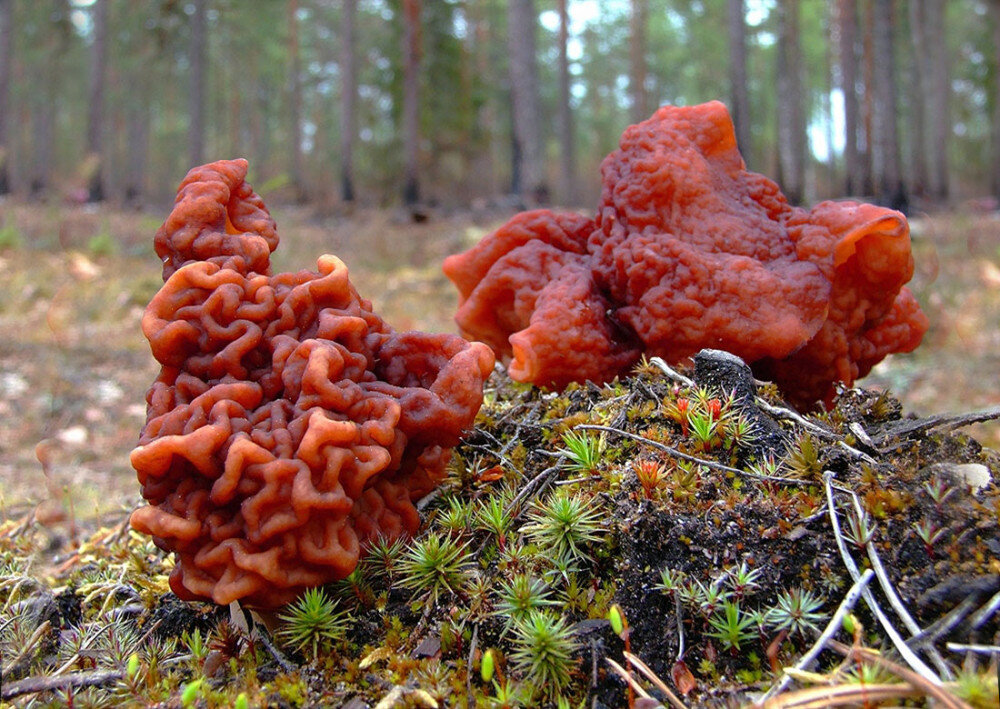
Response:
[3,0,1000,516]
[0,0,998,212]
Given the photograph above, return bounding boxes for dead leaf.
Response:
[670,659,696,695]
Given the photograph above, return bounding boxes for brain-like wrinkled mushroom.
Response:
[131,159,494,608]
[444,101,928,409]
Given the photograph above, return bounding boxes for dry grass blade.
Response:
[828,640,973,709]
[1,619,51,676]
[606,656,653,700]
[623,651,689,709]
[763,682,924,709]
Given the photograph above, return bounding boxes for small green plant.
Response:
[399,531,474,604]
[521,489,604,563]
[670,460,702,502]
[784,432,823,479]
[476,496,514,548]
[843,505,876,549]
[509,610,579,697]
[725,561,762,599]
[655,567,686,596]
[693,580,731,617]
[437,496,475,535]
[913,518,947,558]
[951,667,999,708]
[364,533,407,581]
[494,574,557,628]
[706,601,756,652]
[277,586,352,661]
[765,587,826,637]
[923,476,955,508]
[559,430,605,473]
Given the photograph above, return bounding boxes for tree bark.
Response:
[508,0,546,204]
[993,0,1000,203]
[340,0,357,203]
[727,0,751,159]
[907,0,929,200]
[871,0,905,209]
[0,0,12,195]
[401,0,421,206]
[124,103,149,208]
[629,0,648,123]
[775,0,805,205]
[925,0,949,203]
[86,0,109,202]
[188,0,207,168]
[288,0,305,202]
[556,0,576,205]
[838,0,861,196]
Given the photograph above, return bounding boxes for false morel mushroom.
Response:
[131,159,494,608]
[444,101,928,409]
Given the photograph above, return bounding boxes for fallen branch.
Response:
[578,424,811,487]
[874,406,1000,444]
[1,668,123,701]
[822,473,941,685]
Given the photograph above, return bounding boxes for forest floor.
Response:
[0,201,998,707]
[0,199,997,521]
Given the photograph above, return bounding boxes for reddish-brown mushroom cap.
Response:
[444,101,928,409]
[132,160,494,608]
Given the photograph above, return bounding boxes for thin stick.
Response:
[754,399,836,440]
[822,473,941,685]
[605,657,652,700]
[945,642,1000,655]
[648,357,693,387]
[757,568,874,703]
[623,651,689,709]
[969,589,1000,629]
[1,669,123,701]
[578,424,811,487]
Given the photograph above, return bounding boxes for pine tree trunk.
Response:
[907,0,929,200]
[556,0,576,205]
[871,0,905,209]
[861,0,875,195]
[508,0,545,204]
[925,0,949,203]
[629,0,648,123]
[727,0,751,159]
[86,0,109,202]
[288,0,305,202]
[776,0,805,205]
[838,0,861,196]
[124,103,149,208]
[993,0,1000,203]
[340,0,357,203]
[0,0,12,195]
[401,0,421,206]
[189,0,206,168]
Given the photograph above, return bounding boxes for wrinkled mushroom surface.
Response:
[444,101,928,409]
[132,159,494,608]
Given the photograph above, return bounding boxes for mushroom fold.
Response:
[132,159,494,608]
[444,101,928,409]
